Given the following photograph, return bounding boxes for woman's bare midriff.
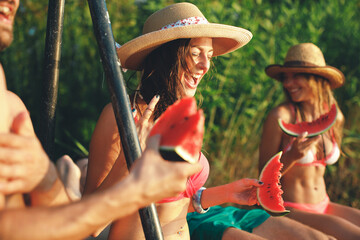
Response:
[108,198,191,240]
[281,165,327,204]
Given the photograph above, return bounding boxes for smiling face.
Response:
[180,37,213,97]
[281,72,316,103]
[0,0,19,51]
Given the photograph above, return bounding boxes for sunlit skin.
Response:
[181,37,213,97]
[84,37,262,240]
[260,71,360,239]
[0,2,217,239]
[282,72,316,104]
[86,38,216,240]
[0,0,19,51]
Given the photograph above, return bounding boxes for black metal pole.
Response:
[87,1,164,239]
[38,0,65,161]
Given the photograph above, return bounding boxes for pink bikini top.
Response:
[283,104,340,166]
[157,152,210,203]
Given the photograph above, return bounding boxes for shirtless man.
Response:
[0,1,201,239]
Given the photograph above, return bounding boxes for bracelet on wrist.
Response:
[192,187,209,214]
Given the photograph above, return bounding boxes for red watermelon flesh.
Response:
[149,97,204,164]
[150,97,198,136]
[278,103,337,138]
[257,152,289,215]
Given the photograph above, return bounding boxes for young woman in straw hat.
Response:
[260,42,360,239]
[84,3,334,240]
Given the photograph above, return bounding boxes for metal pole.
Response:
[38,0,65,161]
[87,1,164,239]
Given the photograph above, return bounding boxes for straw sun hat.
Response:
[117,2,253,70]
[265,43,345,89]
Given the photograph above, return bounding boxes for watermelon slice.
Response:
[257,151,289,216]
[149,97,204,164]
[150,97,198,135]
[278,103,337,137]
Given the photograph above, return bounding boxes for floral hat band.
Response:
[117,2,253,70]
[161,17,209,30]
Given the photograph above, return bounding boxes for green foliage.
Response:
[1,0,359,207]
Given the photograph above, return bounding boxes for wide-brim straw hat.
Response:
[265,43,345,89]
[117,2,252,70]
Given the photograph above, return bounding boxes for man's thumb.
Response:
[10,111,35,136]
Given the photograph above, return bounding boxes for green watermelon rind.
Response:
[159,146,198,164]
[257,151,289,215]
[254,205,290,217]
[265,209,290,217]
[278,104,337,138]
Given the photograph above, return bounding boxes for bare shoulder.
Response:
[337,106,345,124]
[94,102,117,130]
[102,102,115,115]
[265,102,293,124]
[91,102,119,142]
[6,90,28,119]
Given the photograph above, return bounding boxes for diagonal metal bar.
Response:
[38,0,66,161]
[87,0,164,239]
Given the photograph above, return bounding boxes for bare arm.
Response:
[83,103,122,195]
[84,95,160,194]
[0,90,70,207]
[0,64,9,132]
[0,64,9,207]
[259,107,286,173]
[0,176,141,240]
[0,135,202,240]
[188,178,263,212]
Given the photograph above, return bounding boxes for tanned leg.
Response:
[326,202,360,226]
[252,216,336,240]
[286,207,360,240]
[222,227,267,240]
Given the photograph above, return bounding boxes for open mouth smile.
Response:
[184,73,202,89]
[0,5,13,25]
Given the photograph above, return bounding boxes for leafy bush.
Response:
[1,0,359,207]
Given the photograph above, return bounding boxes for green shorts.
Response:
[187,205,270,240]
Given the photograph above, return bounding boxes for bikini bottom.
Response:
[283,195,330,214]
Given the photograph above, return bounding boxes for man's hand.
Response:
[0,111,56,194]
[128,134,202,206]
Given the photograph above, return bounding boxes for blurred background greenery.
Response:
[1,0,359,208]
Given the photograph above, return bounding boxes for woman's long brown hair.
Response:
[136,38,191,120]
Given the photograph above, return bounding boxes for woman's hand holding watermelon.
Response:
[194,178,263,211]
[133,95,160,150]
[225,178,263,206]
